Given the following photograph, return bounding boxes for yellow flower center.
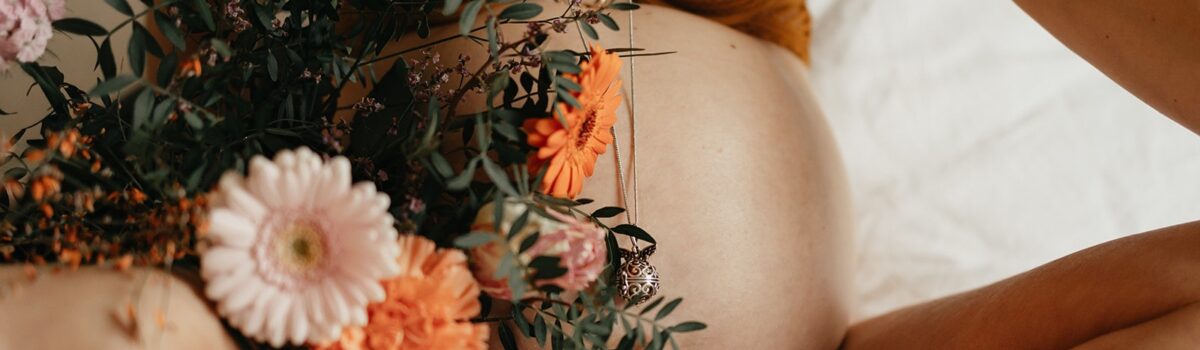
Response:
[273,221,326,273]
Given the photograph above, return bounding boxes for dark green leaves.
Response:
[154,11,187,50]
[612,224,656,243]
[132,89,155,130]
[499,3,543,20]
[52,18,107,36]
[579,21,599,40]
[442,0,463,15]
[668,322,707,333]
[459,0,484,36]
[128,22,149,75]
[655,298,682,320]
[591,206,625,218]
[454,231,496,248]
[89,75,139,96]
[103,0,133,16]
[597,13,619,31]
[610,2,641,11]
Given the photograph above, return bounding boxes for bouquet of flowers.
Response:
[0,0,704,349]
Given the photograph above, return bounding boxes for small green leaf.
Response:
[128,23,148,75]
[53,18,108,36]
[597,13,619,31]
[447,158,479,190]
[638,296,665,315]
[441,0,463,15]
[132,89,154,130]
[499,3,543,20]
[266,51,279,81]
[498,321,519,350]
[612,224,656,243]
[546,61,581,74]
[184,112,204,129]
[610,2,641,10]
[459,0,484,36]
[655,298,682,321]
[668,322,707,333]
[591,206,625,218]
[428,152,454,178]
[482,159,519,197]
[104,0,133,16]
[454,231,497,249]
[210,39,233,57]
[89,75,138,96]
[554,76,582,92]
[579,22,599,40]
[97,38,116,78]
[192,0,216,31]
[518,231,540,253]
[154,12,187,50]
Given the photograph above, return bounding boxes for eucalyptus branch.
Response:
[108,0,180,37]
[141,81,218,119]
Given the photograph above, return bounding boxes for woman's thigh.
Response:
[845,220,1200,349]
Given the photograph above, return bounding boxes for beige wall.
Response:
[0,0,138,137]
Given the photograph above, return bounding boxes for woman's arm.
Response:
[1015,0,1200,135]
[844,220,1200,349]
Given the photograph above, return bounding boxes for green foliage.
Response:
[3,0,700,348]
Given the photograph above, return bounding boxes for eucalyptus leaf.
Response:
[482,159,519,197]
[441,0,462,15]
[597,13,620,31]
[52,18,107,36]
[612,224,656,243]
[459,0,484,36]
[453,231,496,249]
[610,2,641,10]
[132,89,154,130]
[499,3,543,20]
[579,22,599,40]
[591,206,625,218]
[655,298,682,321]
[667,321,707,333]
[103,0,133,16]
[154,12,187,50]
[89,75,138,96]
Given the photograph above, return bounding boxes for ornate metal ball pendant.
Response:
[617,245,660,306]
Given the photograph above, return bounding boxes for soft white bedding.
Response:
[806,0,1200,321]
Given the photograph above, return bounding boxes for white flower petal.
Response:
[207,209,256,248]
[248,156,283,208]
[267,295,292,347]
[288,298,309,345]
[200,148,403,346]
[218,174,267,223]
[205,262,252,300]
[200,247,248,277]
[321,281,351,324]
[242,285,276,337]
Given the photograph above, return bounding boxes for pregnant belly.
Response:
[350,2,855,348]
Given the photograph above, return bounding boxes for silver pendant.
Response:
[617,245,660,305]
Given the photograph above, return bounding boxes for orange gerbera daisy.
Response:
[524,44,623,199]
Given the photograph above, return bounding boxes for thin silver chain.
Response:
[611,0,640,247]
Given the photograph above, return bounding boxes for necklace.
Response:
[612,0,661,306]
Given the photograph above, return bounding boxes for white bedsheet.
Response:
[806,0,1200,321]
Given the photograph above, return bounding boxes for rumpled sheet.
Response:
[806,0,1200,321]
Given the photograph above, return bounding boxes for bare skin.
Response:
[0,267,236,350]
[368,2,855,348]
[0,2,853,349]
[846,1,1200,348]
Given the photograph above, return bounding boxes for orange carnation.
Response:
[524,44,623,199]
[316,235,488,350]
